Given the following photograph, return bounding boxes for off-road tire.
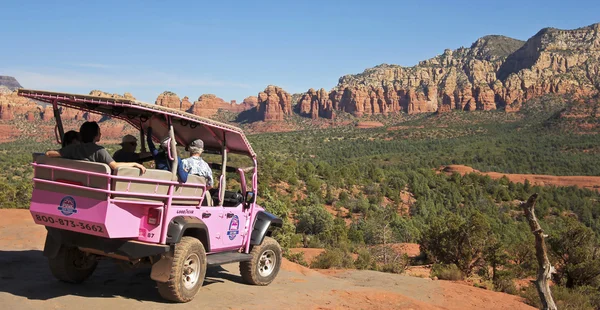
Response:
[48,246,98,284]
[240,237,282,285]
[157,237,207,303]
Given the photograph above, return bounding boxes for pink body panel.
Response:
[30,189,160,239]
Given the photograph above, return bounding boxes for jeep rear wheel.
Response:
[240,237,282,285]
[48,246,97,283]
[157,237,207,303]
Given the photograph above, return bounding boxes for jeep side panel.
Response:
[249,211,283,246]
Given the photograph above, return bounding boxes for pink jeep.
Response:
[19,89,283,303]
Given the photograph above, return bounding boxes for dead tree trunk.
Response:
[521,193,557,310]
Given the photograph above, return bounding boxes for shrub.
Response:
[284,251,308,267]
[493,271,518,295]
[310,249,354,269]
[521,285,600,310]
[354,248,373,270]
[431,263,464,281]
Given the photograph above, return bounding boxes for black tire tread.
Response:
[239,237,282,286]
[157,236,206,303]
[48,246,97,284]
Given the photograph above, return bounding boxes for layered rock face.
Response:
[0,76,23,91]
[89,90,136,100]
[0,90,40,120]
[155,92,250,118]
[257,85,292,121]
[297,88,334,119]
[294,23,600,119]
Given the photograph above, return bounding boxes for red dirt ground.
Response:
[0,209,535,310]
[440,165,600,191]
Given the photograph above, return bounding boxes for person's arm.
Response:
[177,157,188,183]
[45,150,61,158]
[146,127,159,157]
[108,161,147,174]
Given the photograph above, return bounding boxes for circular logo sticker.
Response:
[227,215,240,240]
[58,196,78,216]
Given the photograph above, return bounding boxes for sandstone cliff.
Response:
[257,85,292,121]
[293,23,600,119]
[155,91,250,118]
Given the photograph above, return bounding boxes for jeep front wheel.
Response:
[48,246,97,283]
[240,237,282,285]
[157,237,207,303]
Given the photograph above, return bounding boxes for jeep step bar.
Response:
[207,251,251,266]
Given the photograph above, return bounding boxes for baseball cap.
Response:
[121,135,137,145]
[189,139,204,149]
[160,136,177,149]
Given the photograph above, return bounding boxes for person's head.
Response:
[120,134,138,152]
[188,139,204,156]
[160,135,175,151]
[79,121,101,143]
[62,130,80,148]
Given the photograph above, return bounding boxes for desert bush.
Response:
[284,251,308,267]
[521,285,599,310]
[354,248,373,270]
[431,263,464,281]
[492,271,518,295]
[310,248,354,269]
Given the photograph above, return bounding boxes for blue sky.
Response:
[1,0,598,103]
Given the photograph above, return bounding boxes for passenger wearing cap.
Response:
[182,139,214,187]
[146,127,188,183]
[113,134,152,163]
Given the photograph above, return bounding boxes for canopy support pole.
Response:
[166,115,178,181]
[52,99,65,144]
[219,133,227,206]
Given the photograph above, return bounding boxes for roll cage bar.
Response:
[18,89,258,208]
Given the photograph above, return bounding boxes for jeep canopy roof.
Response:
[17,89,256,157]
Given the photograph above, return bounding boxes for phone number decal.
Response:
[34,214,105,233]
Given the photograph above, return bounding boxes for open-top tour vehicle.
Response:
[17,89,283,302]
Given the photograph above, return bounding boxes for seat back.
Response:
[111,167,172,202]
[173,175,210,206]
[34,156,110,201]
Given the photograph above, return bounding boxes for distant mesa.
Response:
[0,76,23,91]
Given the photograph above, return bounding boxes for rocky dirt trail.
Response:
[0,210,534,310]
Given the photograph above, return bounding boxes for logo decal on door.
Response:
[227,215,239,240]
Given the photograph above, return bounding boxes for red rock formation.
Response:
[258,85,292,121]
[190,94,230,117]
[291,23,600,118]
[155,91,182,110]
[0,91,39,120]
[242,96,258,110]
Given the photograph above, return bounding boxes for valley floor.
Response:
[0,209,534,310]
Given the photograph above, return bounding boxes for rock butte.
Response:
[257,23,600,121]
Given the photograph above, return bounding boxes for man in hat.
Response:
[146,127,188,183]
[182,139,213,187]
[113,134,152,163]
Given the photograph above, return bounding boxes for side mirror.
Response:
[245,191,256,204]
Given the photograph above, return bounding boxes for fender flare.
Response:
[250,211,283,246]
[166,216,210,252]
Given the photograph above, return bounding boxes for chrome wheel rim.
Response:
[258,249,276,277]
[182,253,201,290]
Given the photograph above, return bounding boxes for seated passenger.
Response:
[146,126,188,182]
[62,130,80,148]
[113,134,152,163]
[45,121,146,174]
[182,139,214,187]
